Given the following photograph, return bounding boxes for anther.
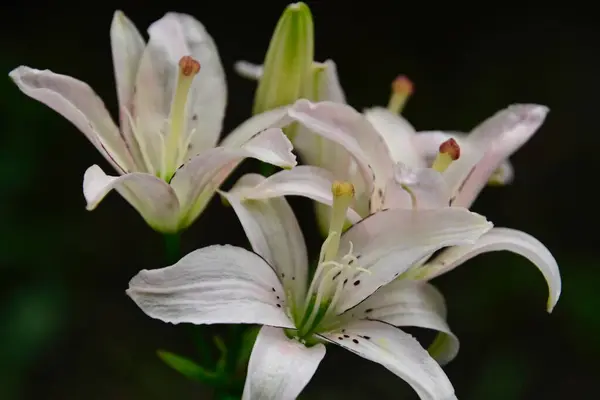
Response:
[431,138,461,173]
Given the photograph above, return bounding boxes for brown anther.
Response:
[392,75,414,95]
[439,138,460,160]
[179,56,201,76]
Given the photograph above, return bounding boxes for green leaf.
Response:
[157,349,223,385]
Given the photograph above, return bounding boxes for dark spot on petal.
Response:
[353,280,361,286]
[276,295,280,300]
[276,304,281,308]
[192,114,198,121]
[281,273,285,278]
[356,254,362,259]
[338,336,344,340]
[343,334,350,338]
[348,259,354,265]
[341,329,346,333]
[365,308,373,313]
[292,276,295,280]
[343,279,348,285]
[352,339,359,344]
[332,271,341,280]
[272,287,276,292]
[363,336,371,340]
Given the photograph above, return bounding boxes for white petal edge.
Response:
[336,207,493,312]
[220,173,309,307]
[110,10,146,169]
[170,128,296,229]
[127,245,294,327]
[83,164,181,233]
[234,60,264,80]
[220,106,290,149]
[416,227,561,312]
[231,166,361,223]
[243,325,325,400]
[9,66,132,173]
[320,319,457,400]
[147,12,227,155]
[345,279,459,365]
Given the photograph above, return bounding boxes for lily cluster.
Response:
[10,3,561,400]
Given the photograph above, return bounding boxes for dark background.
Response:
[1,1,598,398]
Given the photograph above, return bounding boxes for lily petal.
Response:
[83,164,180,233]
[320,319,456,400]
[220,106,289,148]
[443,104,548,201]
[220,173,309,306]
[234,60,264,80]
[170,128,296,230]
[288,100,395,212]
[383,163,451,210]
[230,167,361,223]
[243,326,325,400]
[347,280,458,365]
[110,11,146,169]
[364,107,424,168]
[417,227,561,312]
[154,13,227,154]
[337,207,492,312]
[127,245,294,327]
[9,67,132,173]
[293,62,353,179]
[134,13,227,166]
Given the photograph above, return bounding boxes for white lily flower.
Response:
[282,99,561,366]
[128,180,492,399]
[9,11,296,233]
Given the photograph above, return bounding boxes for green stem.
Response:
[259,162,277,177]
[163,233,181,264]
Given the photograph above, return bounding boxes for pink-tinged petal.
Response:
[336,207,492,312]
[418,227,561,312]
[364,107,424,168]
[383,163,451,210]
[320,320,456,400]
[170,128,296,229]
[444,104,548,203]
[9,66,133,173]
[110,11,147,169]
[243,326,325,400]
[288,100,395,212]
[83,164,180,232]
[127,245,294,327]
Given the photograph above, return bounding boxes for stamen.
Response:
[322,181,354,263]
[163,56,201,180]
[431,138,460,173]
[387,75,413,114]
[400,183,418,209]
